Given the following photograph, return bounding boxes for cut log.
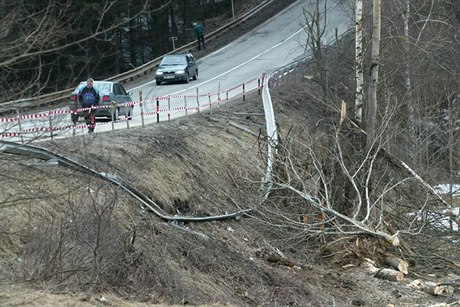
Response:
[383,255,409,275]
[421,282,454,296]
[409,279,455,296]
[362,261,404,282]
[385,222,417,256]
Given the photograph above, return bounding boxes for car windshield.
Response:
[161,56,187,65]
[77,81,111,93]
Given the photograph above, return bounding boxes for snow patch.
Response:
[432,184,460,197]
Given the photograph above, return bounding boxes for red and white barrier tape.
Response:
[1,76,262,138]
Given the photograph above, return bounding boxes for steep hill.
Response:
[1,0,459,306]
[1,73,459,307]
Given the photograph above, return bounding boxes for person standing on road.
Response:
[193,22,205,51]
[78,78,99,133]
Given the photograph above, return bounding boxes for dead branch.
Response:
[279,183,400,246]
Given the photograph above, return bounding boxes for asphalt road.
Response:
[1,0,351,143]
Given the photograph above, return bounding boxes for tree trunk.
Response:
[402,0,416,162]
[367,0,381,150]
[354,0,364,124]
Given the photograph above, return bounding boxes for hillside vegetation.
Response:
[1,0,459,306]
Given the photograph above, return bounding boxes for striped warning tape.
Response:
[0,76,263,138]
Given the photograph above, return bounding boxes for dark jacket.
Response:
[193,23,204,37]
[79,86,100,107]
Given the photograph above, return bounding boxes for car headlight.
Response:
[176,70,185,74]
[155,71,163,75]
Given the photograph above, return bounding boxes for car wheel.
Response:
[71,113,78,124]
[185,73,190,83]
[111,107,119,121]
[193,69,198,80]
[156,79,161,85]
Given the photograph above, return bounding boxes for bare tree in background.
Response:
[0,0,163,102]
[302,0,328,93]
[375,0,460,182]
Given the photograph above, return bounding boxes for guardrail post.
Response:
[156,97,160,123]
[242,83,246,102]
[16,109,24,144]
[168,95,171,121]
[196,88,200,114]
[139,90,145,127]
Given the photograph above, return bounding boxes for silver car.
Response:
[155,53,198,85]
[69,80,134,124]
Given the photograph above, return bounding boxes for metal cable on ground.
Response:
[0,140,253,223]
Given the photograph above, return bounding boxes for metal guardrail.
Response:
[0,0,276,114]
[258,27,355,202]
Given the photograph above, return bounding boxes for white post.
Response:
[218,82,221,107]
[111,102,116,131]
[16,109,24,144]
[49,114,53,140]
[208,93,212,116]
[125,103,130,129]
[196,88,200,114]
[140,90,145,127]
[168,95,171,121]
[184,94,188,117]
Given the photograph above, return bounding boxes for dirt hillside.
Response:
[1,85,459,306]
[1,0,459,306]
